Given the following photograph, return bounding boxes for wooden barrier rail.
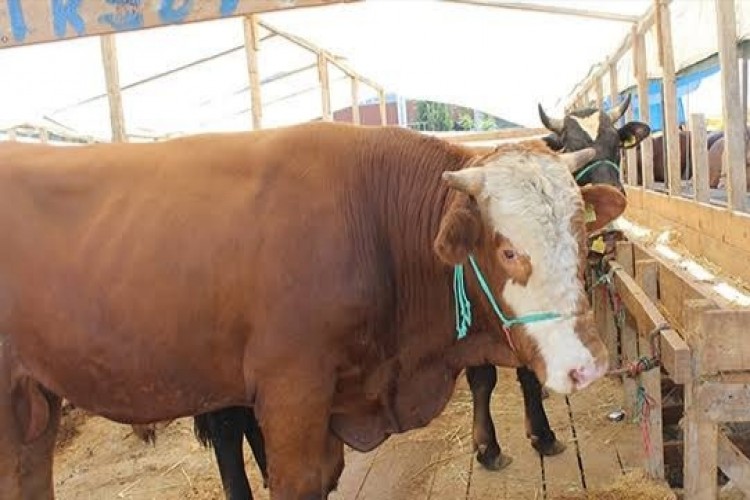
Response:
[595,235,750,498]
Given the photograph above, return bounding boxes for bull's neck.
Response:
[360,130,471,339]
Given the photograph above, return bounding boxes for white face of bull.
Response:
[443,147,623,394]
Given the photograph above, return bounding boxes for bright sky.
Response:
[0,0,730,139]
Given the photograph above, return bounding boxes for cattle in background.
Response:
[707,128,750,190]
[632,127,749,190]
[0,122,623,499]
[464,96,650,471]
[633,130,692,185]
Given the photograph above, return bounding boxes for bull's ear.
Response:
[580,185,627,234]
[618,121,650,149]
[434,197,483,265]
[541,133,564,151]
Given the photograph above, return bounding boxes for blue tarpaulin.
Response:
[601,63,720,132]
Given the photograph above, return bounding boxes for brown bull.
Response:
[0,122,623,499]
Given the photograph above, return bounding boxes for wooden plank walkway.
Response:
[53,368,647,499]
[333,368,645,500]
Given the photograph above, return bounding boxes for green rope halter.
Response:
[453,255,569,341]
[574,159,620,183]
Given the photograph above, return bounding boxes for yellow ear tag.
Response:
[590,236,606,254]
[585,204,597,223]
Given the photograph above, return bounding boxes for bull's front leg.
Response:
[516,366,566,456]
[0,340,62,500]
[466,364,512,470]
[254,366,336,500]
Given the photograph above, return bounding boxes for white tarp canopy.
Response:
[0,0,743,140]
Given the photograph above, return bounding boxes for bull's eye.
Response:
[503,249,516,260]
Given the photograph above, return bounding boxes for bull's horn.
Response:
[538,103,564,134]
[607,93,631,122]
[442,168,485,196]
[559,148,596,173]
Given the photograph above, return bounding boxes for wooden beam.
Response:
[257,20,385,94]
[379,89,387,125]
[99,34,126,143]
[715,0,748,211]
[683,300,719,500]
[443,0,640,23]
[594,77,604,109]
[564,1,664,111]
[243,15,262,130]
[0,1,359,49]
[608,63,620,124]
[689,113,710,203]
[351,77,361,125]
[318,53,332,122]
[655,0,680,195]
[625,102,638,186]
[634,25,654,190]
[439,127,548,143]
[718,431,750,495]
[698,378,750,422]
[684,309,750,375]
[623,186,750,285]
[634,259,664,480]
[611,264,689,384]
[615,242,639,416]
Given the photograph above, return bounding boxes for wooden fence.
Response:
[566,2,750,498]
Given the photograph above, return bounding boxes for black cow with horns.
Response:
[465,94,650,470]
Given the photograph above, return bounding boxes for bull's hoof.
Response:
[476,444,513,471]
[531,437,566,456]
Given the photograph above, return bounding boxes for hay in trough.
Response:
[551,470,676,500]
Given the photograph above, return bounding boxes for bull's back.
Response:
[0,124,377,420]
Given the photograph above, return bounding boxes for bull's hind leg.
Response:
[517,367,566,456]
[466,364,512,470]
[0,340,62,499]
[254,365,335,500]
[194,408,255,500]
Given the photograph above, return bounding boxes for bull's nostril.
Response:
[568,367,583,385]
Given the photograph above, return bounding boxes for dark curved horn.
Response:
[538,103,564,134]
[607,93,631,122]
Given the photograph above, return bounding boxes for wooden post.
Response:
[351,77,361,124]
[655,0,680,195]
[683,299,719,499]
[715,0,747,211]
[378,89,387,125]
[608,63,620,126]
[243,15,263,130]
[689,113,710,203]
[594,265,618,367]
[634,25,654,190]
[39,127,49,144]
[743,52,748,129]
[626,104,638,186]
[635,259,664,480]
[318,53,332,121]
[7,129,16,141]
[595,77,604,108]
[616,242,639,416]
[100,34,126,143]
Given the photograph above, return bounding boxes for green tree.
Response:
[415,101,454,131]
[458,113,474,131]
